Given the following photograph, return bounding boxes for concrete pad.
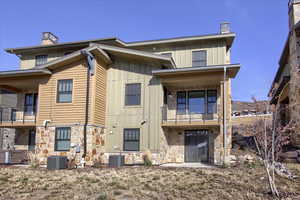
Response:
[160,163,215,168]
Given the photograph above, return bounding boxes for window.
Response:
[24,93,38,115]
[188,91,205,114]
[125,83,141,106]
[177,91,187,114]
[35,55,48,66]
[57,79,73,103]
[161,52,172,58]
[11,109,16,121]
[207,90,217,114]
[123,128,140,151]
[176,90,218,114]
[55,127,71,151]
[192,50,207,67]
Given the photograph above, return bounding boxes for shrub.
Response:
[142,149,153,166]
[27,151,40,168]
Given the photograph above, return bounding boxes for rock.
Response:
[229,155,237,163]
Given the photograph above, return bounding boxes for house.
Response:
[0,23,240,165]
[269,0,300,148]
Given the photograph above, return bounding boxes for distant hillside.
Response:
[232,100,270,115]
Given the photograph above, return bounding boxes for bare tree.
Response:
[251,99,295,197]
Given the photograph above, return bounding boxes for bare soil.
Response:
[0,162,299,200]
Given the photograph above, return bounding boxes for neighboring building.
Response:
[0,23,240,165]
[269,0,300,148]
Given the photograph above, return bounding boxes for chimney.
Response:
[288,0,300,29]
[220,22,230,34]
[41,32,59,45]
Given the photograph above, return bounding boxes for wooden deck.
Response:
[161,119,220,127]
[0,121,36,128]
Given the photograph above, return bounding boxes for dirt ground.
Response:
[0,162,299,200]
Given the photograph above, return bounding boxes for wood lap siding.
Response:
[37,59,92,125]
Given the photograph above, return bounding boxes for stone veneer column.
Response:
[289,0,300,147]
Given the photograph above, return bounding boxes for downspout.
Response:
[223,66,227,165]
[81,50,95,159]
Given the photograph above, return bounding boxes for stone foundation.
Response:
[0,128,15,150]
[103,152,161,165]
[160,127,229,165]
[36,125,105,166]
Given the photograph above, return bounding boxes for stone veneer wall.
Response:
[159,127,225,165]
[36,125,105,165]
[0,128,15,150]
[288,1,300,148]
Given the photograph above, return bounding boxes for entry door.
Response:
[185,130,209,163]
[28,130,36,151]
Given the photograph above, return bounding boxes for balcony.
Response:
[161,105,220,127]
[0,108,36,128]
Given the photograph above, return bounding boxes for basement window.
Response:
[35,55,48,66]
[57,79,73,103]
[123,128,140,151]
[55,127,71,151]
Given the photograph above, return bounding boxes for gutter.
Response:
[80,50,95,160]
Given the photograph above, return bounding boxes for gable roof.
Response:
[33,44,176,70]
[0,44,175,78]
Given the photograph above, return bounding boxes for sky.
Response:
[0,0,289,101]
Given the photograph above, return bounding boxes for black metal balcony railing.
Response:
[161,105,219,125]
[0,108,36,125]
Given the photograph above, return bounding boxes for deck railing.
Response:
[161,105,219,125]
[0,107,36,125]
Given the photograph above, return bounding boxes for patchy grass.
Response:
[0,163,298,200]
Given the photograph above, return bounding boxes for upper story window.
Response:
[125,83,141,106]
[123,128,140,151]
[24,93,38,115]
[11,109,16,121]
[55,127,71,151]
[57,79,73,103]
[35,55,48,66]
[207,90,217,114]
[192,50,207,67]
[188,91,205,114]
[177,91,186,114]
[176,90,217,114]
[161,52,172,58]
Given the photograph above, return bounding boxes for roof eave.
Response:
[152,64,240,78]
[126,33,236,48]
[0,69,52,78]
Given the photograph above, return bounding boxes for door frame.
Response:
[184,129,209,163]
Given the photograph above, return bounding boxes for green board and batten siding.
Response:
[104,59,163,153]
